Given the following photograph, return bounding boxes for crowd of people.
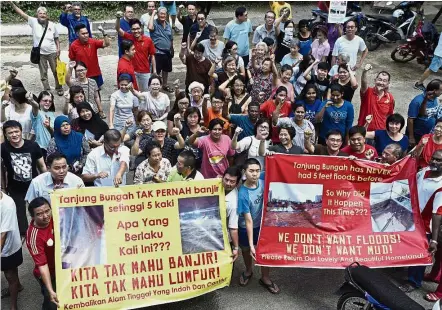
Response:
[1,1,442,309]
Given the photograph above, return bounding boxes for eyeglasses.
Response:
[328,138,342,143]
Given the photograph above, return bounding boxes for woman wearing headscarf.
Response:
[71,102,109,148]
[46,115,90,174]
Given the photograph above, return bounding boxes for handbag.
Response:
[30,22,49,64]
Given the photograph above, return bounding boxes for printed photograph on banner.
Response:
[59,205,107,269]
[178,196,224,254]
[370,180,414,233]
[265,182,323,228]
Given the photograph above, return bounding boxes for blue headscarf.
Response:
[54,115,83,165]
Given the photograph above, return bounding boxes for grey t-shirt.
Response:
[200,39,225,65]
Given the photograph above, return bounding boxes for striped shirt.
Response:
[26,219,55,278]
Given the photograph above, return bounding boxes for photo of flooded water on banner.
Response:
[178,196,224,254]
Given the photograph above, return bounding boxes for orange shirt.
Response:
[204,108,230,135]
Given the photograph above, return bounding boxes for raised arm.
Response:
[26,92,40,117]
[179,42,188,65]
[148,10,157,32]
[304,131,315,154]
[115,12,126,37]
[202,94,210,121]
[10,2,29,21]
[360,64,371,94]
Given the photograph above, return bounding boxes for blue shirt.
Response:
[59,13,92,44]
[31,110,55,149]
[319,100,354,139]
[296,99,324,124]
[407,93,439,137]
[298,37,313,56]
[150,19,173,54]
[118,18,131,58]
[229,114,254,141]
[374,130,409,154]
[223,20,252,57]
[238,179,264,229]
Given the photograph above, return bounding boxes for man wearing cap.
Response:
[131,121,185,167]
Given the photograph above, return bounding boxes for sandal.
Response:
[259,278,280,294]
[98,111,106,119]
[399,283,417,293]
[425,292,441,302]
[162,85,174,93]
[239,271,253,287]
[1,285,24,299]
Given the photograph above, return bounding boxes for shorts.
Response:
[135,72,151,92]
[155,54,173,73]
[429,55,442,73]
[238,226,260,249]
[161,1,177,15]
[90,75,104,88]
[1,248,23,271]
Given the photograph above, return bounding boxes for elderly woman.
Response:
[133,142,172,184]
[187,81,205,116]
[130,75,170,122]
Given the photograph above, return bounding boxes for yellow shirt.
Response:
[271,1,293,19]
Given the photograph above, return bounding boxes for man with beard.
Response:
[26,197,57,310]
[10,3,63,95]
[25,153,84,204]
[400,150,442,301]
[116,6,135,58]
[304,129,348,156]
[59,2,92,44]
[167,150,204,182]
[358,64,395,132]
[341,126,378,160]
[223,166,242,262]
[116,16,156,92]
[1,121,47,238]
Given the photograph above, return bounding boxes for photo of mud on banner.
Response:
[50,179,232,310]
[256,154,432,269]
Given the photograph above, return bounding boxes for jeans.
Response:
[38,53,61,91]
[36,276,57,310]
[408,233,431,287]
[135,72,151,92]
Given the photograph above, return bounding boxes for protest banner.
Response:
[328,1,348,23]
[51,179,232,310]
[256,154,431,268]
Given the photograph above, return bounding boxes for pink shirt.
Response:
[197,135,235,178]
[311,39,330,64]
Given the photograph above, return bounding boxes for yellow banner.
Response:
[51,179,232,310]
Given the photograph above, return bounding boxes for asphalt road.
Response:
[1,2,441,310]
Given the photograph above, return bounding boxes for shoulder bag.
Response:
[30,21,49,64]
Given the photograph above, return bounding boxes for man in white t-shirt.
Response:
[223,166,242,262]
[1,192,24,309]
[140,1,157,37]
[332,20,368,71]
[10,3,63,95]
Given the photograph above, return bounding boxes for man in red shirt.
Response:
[26,197,57,310]
[115,16,156,92]
[341,125,378,160]
[358,64,394,131]
[260,87,291,143]
[68,23,110,90]
[117,40,138,90]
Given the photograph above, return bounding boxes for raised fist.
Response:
[365,115,373,123]
[9,69,18,78]
[174,113,181,121]
[125,118,134,128]
[196,31,202,38]
[364,64,372,72]
[135,129,143,136]
[116,11,123,19]
[43,117,51,128]
[25,92,34,101]
[181,42,187,49]
[179,4,185,9]
[235,127,243,135]
[171,127,180,136]
[69,61,76,69]
[203,94,211,100]
[304,129,313,138]
[421,136,429,145]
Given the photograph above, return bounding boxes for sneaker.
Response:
[414,82,425,92]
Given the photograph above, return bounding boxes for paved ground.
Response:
[1,2,442,310]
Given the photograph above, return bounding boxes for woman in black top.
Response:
[328,64,358,102]
[275,20,296,64]
[167,91,189,136]
[219,75,251,114]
